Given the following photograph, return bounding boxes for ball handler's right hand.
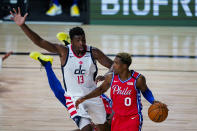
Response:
[153,101,168,109]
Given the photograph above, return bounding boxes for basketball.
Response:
[148,102,168,122]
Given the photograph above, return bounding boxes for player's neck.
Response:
[118,69,131,81]
[73,49,86,57]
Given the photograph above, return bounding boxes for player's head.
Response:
[113,52,132,74]
[69,27,86,53]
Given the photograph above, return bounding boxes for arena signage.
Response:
[101,0,197,17]
[90,0,197,25]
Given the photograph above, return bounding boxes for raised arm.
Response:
[10,7,65,54]
[75,74,112,108]
[92,47,113,69]
[92,47,113,83]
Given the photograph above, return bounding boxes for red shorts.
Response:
[111,114,142,131]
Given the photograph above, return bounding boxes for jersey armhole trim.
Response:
[61,46,69,68]
[61,67,67,92]
[90,46,98,81]
[90,46,97,65]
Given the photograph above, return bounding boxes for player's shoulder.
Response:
[56,43,69,49]
[136,74,146,85]
[60,44,69,52]
[129,70,140,80]
[137,74,145,80]
[57,44,69,57]
[91,46,100,52]
[53,43,68,53]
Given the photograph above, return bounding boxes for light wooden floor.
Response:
[0,23,197,131]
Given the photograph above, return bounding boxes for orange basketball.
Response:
[148,102,168,122]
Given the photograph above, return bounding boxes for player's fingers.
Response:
[10,11,15,16]
[163,103,168,109]
[13,8,17,14]
[95,79,99,84]
[75,102,79,109]
[18,7,21,15]
[162,103,169,111]
[153,100,160,104]
[24,13,28,19]
[95,76,105,84]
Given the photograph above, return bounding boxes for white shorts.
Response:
[72,96,106,125]
[78,117,91,130]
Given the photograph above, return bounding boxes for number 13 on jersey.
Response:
[77,75,84,84]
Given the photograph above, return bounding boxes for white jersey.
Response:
[62,45,98,97]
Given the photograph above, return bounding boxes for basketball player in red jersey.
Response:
[76,52,162,131]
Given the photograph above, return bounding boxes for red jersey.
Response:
[110,70,143,116]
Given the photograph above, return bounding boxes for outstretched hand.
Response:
[10,7,28,26]
[95,75,105,84]
[75,97,86,109]
[2,51,13,61]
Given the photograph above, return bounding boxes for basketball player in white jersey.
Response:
[10,7,113,131]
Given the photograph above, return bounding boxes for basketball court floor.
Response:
[0,23,197,131]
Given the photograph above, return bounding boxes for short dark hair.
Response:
[116,52,132,67]
[69,27,85,40]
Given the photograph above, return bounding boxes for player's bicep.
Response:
[136,75,148,93]
[92,48,113,69]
